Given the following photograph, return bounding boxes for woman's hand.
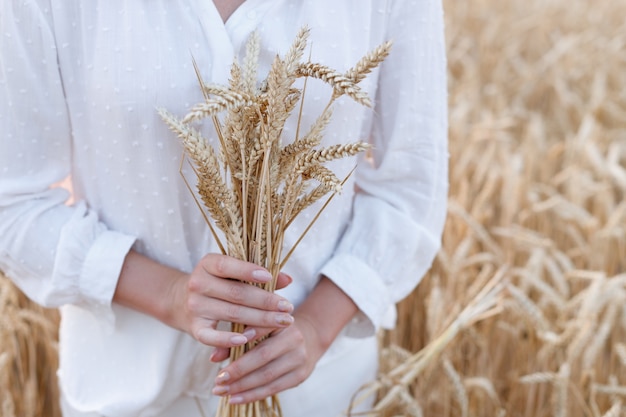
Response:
[210,276,360,404]
[168,253,295,348]
[114,250,294,349]
[210,313,325,404]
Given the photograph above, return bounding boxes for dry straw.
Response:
[374,0,626,416]
[0,276,60,417]
[160,28,390,417]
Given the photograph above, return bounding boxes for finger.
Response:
[189,277,294,313]
[229,371,300,404]
[211,327,273,362]
[275,272,293,290]
[191,322,250,348]
[215,349,298,395]
[215,368,306,405]
[238,327,274,345]
[199,253,273,284]
[214,328,292,385]
[210,327,274,363]
[210,328,265,363]
[210,346,230,363]
[203,299,294,329]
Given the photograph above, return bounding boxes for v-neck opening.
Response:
[213,0,246,24]
[226,0,268,27]
[210,0,262,27]
[189,0,280,83]
[194,0,272,38]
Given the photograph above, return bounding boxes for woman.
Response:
[0,0,448,416]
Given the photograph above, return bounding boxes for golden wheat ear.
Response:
[344,41,393,84]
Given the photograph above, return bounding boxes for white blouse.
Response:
[0,0,448,416]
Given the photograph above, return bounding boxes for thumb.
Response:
[275,272,293,290]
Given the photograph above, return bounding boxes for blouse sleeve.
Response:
[319,0,449,337]
[0,0,135,321]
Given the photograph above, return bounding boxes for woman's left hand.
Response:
[210,314,324,404]
[210,276,360,404]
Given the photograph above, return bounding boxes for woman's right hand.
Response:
[167,253,294,348]
[114,250,293,349]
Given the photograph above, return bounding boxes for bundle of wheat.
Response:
[159,28,389,417]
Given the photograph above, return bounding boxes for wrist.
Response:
[160,270,189,332]
[293,276,359,354]
[114,250,189,331]
[293,310,333,359]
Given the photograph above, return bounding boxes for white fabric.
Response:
[60,335,379,417]
[0,0,448,416]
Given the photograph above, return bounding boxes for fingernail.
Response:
[252,269,273,282]
[242,328,256,340]
[230,334,247,345]
[216,371,230,384]
[212,385,229,395]
[229,396,244,405]
[276,314,294,326]
[277,299,294,313]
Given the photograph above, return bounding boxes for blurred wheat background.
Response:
[1,0,625,415]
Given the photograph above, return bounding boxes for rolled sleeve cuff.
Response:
[80,230,136,311]
[51,212,135,335]
[320,253,392,338]
[50,201,136,330]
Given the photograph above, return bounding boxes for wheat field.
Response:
[1,0,625,415]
